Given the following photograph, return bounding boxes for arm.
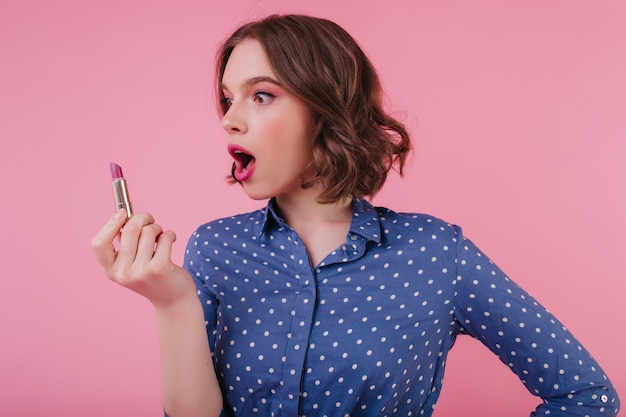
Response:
[91,210,223,417]
[451,227,620,416]
[155,294,222,417]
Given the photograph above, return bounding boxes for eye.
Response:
[253,91,275,105]
[220,96,233,111]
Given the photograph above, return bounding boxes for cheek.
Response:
[262,113,313,153]
[261,116,290,143]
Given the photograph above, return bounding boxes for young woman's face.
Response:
[220,38,318,201]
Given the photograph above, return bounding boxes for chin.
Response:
[241,185,274,201]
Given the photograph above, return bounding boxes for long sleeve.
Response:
[452,229,620,416]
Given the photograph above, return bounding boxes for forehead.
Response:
[222,38,276,86]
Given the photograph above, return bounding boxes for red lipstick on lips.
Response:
[110,162,133,219]
[228,144,256,182]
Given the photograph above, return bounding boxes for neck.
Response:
[274,187,353,228]
[274,187,355,267]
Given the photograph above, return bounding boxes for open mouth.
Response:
[233,149,254,168]
[228,144,256,182]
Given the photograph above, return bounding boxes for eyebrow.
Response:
[221,76,282,92]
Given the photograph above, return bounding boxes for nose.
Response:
[220,101,247,134]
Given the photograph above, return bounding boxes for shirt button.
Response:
[350,235,358,241]
[600,394,609,403]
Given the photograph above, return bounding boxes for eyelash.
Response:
[220,91,276,112]
[220,97,233,110]
[253,91,275,104]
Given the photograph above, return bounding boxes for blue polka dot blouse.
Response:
[184,198,619,417]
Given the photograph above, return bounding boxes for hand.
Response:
[91,209,196,309]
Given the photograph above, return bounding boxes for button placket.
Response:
[278,231,317,416]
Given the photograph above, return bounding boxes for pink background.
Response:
[1,1,624,416]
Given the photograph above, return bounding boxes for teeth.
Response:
[234,150,242,154]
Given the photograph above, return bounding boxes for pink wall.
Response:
[1,1,624,415]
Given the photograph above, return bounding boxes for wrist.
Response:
[153,291,202,319]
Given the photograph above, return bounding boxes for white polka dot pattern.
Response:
[184,198,619,417]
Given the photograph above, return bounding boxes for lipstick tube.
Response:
[110,162,133,219]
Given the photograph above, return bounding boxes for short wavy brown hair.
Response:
[215,14,412,203]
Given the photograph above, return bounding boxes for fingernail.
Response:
[113,209,126,220]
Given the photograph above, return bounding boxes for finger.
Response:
[116,212,156,266]
[91,209,128,268]
[134,223,164,264]
[152,230,177,264]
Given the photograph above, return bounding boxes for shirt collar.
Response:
[255,197,382,244]
[350,197,382,243]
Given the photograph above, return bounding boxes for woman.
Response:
[92,14,619,417]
